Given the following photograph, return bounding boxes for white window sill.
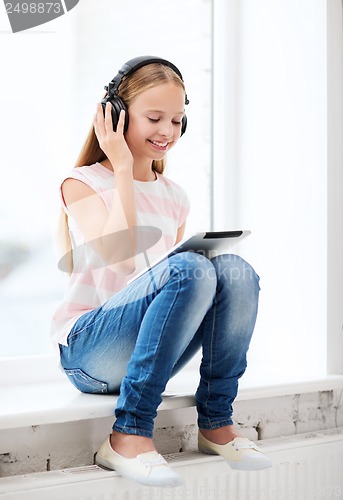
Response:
[1,361,343,431]
[0,379,197,431]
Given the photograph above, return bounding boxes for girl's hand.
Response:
[93,102,133,172]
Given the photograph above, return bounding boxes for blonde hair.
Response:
[58,62,187,274]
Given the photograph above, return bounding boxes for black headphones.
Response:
[101,56,189,136]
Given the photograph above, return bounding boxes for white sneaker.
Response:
[198,432,273,471]
[95,436,182,487]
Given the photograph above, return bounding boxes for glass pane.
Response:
[0,0,211,357]
[213,0,327,383]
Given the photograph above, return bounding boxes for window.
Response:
[0,0,211,358]
[0,15,74,357]
[212,0,343,384]
[1,0,342,386]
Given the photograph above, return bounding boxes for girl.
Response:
[52,56,272,488]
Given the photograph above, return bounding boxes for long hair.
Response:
[58,62,187,274]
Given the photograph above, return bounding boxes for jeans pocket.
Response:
[63,368,108,394]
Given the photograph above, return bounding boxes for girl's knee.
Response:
[211,254,260,289]
[169,252,217,292]
[170,251,215,274]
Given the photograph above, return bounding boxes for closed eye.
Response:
[148,118,182,125]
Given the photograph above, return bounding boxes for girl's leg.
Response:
[193,254,260,434]
[60,251,217,438]
[113,252,217,438]
[145,253,271,471]
[161,253,259,439]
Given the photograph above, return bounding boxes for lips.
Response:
[148,139,170,151]
[151,140,168,147]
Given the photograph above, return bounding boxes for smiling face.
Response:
[124,82,185,169]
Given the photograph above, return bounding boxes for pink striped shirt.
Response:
[51,162,190,346]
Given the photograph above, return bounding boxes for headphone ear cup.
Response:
[101,96,129,133]
[181,114,187,136]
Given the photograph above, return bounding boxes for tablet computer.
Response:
[128,230,251,284]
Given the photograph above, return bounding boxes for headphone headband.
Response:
[106,55,189,105]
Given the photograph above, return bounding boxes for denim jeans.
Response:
[59,252,260,438]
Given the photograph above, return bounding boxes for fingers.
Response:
[116,109,126,135]
[94,103,126,136]
[104,102,113,131]
[93,103,105,138]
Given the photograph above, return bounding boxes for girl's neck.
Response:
[99,159,156,182]
[132,156,156,181]
[133,165,157,182]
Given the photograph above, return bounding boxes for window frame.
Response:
[326,0,343,374]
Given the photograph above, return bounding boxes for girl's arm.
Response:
[61,107,137,275]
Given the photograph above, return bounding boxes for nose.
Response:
[158,120,173,138]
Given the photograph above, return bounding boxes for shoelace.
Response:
[231,440,259,451]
